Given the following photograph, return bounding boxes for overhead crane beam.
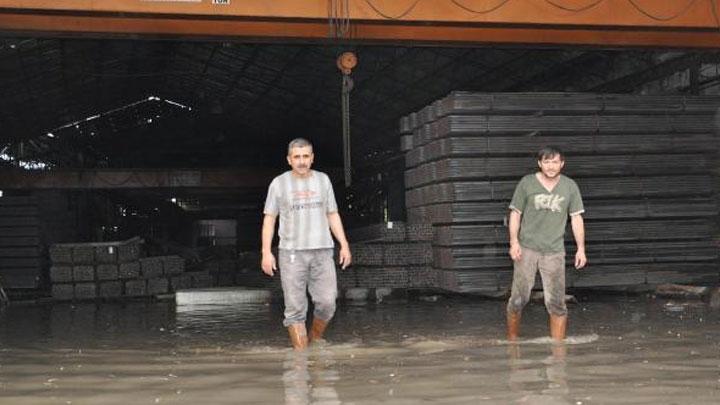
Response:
[2,1,720,48]
[0,168,279,189]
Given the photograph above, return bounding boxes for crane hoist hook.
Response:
[337,52,357,187]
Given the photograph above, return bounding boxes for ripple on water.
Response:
[497,333,600,345]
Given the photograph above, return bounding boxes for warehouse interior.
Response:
[0,2,718,299]
[2,3,720,404]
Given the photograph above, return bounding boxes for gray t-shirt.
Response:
[509,173,584,253]
[263,170,338,250]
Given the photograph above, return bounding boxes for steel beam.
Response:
[0,168,283,189]
[2,1,720,48]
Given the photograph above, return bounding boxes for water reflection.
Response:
[507,342,571,404]
[283,347,341,405]
[0,295,717,404]
[175,302,286,347]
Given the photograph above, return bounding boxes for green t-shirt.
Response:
[509,173,584,253]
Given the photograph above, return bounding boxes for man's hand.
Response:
[509,242,522,262]
[507,210,522,262]
[574,249,587,269]
[260,214,277,276]
[338,246,352,269]
[261,252,277,276]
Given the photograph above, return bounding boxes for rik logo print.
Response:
[534,194,564,212]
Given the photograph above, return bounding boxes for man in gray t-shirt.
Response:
[261,138,352,351]
[507,146,587,343]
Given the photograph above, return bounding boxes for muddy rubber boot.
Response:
[507,311,521,341]
[309,318,328,343]
[287,323,308,351]
[549,314,567,342]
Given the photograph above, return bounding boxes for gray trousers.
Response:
[507,246,567,316]
[279,248,337,327]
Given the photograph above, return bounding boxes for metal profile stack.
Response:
[401,92,720,293]
[0,196,41,289]
[346,222,435,289]
[49,237,207,300]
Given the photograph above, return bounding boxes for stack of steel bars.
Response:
[400,92,720,293]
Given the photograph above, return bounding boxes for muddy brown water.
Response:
[0,294,718,404]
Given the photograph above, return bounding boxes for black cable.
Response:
[544,0,605,13]
[329,0,337,37]
[340,0,351,37]
[359,0,707,28]
[329,0,351,37]
[95,170,135,187]
[450,0,512,15]
[329,0,338,38]
[711,0,720,30]
[626,0,699,22]
[363,0,423,19]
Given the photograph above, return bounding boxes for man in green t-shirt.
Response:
[507,146,587,341]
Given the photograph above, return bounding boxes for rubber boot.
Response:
[287,323,308,351]
[309,318,328,343]
[549,314,567,342]
[507,311,521,341]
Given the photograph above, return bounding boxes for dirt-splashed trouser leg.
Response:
[279,249,337,327]
[507,247,567,317]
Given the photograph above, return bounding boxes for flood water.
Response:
[0,293,718,404]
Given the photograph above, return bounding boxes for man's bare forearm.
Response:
[327,212,349,248]
[261,214,277,254]
[571,214,585,251]
[508,210,521,245]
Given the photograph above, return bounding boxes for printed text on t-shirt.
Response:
[534,194,565,212]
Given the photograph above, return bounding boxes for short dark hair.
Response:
[537,146,564,162]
